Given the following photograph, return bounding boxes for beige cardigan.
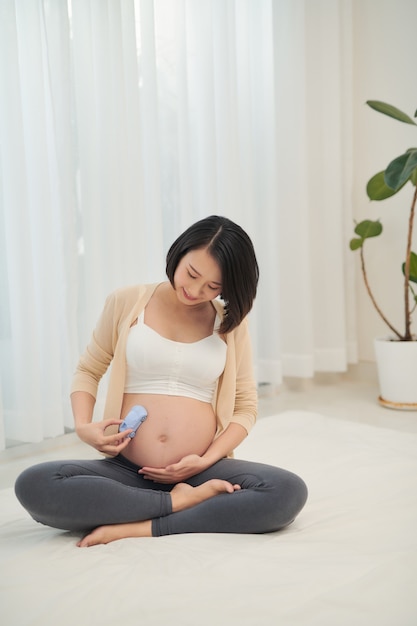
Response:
[71,284,257,450]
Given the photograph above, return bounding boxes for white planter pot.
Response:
[374,337,417,410]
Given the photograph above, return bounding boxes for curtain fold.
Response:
[268,0,355,378]
[0,0,355,448]
[0,0,76,443]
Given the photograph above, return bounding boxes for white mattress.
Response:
[1,410,416,626]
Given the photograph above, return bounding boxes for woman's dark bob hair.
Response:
[166,215,259,334]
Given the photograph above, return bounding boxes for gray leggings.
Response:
[14,454,308,536]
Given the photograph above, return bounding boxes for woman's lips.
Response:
[182,288,198,301]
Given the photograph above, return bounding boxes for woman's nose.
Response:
[189,281,204,297]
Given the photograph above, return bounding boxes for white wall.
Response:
[352,0,417,360]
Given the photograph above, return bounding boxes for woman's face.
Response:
[174,248,222,306]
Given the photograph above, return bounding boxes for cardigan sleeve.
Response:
[214,316,257,438]
[70,291,120,399]
[231,318,257,433]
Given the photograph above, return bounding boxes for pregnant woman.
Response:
[15,215,307,547]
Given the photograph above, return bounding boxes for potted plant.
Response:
[350,100,417,409]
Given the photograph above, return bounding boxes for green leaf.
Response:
[366,100,417,125]
[367,171,399,200]
[385,150,417,190]
[402,251,417,284]
[350,238,363,250]
[354,220,383,239]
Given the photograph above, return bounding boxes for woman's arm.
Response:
[201,422,247,465]
[70,290,131,455]
[71,390,96,428]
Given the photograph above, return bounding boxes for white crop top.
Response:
[124,310,227,403]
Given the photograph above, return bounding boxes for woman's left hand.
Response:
[139,454,209,483]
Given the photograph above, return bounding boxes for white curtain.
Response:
[0,0,355,449]
[0,0,77,447]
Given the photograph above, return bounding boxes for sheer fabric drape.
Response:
[0,0,77,446]
[0,0,354,448]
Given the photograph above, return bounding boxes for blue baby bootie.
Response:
[119,405,148,438]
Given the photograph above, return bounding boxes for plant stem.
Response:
[404,184,417,340]
[359,245,403,340]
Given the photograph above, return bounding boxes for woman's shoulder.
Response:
[101,283,161,319]
[211,299,251,343]
[211,297,225,317]
[109,283,160,304]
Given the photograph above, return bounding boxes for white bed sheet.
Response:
[1,410,416,626]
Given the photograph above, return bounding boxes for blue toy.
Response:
[119,405,148,438]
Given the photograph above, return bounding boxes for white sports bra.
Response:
[124,310,227,403]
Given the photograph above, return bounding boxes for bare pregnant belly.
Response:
[119,394,217,467]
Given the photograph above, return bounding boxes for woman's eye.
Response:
[188,271,197,279]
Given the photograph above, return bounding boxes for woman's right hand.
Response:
[76,419,133,456]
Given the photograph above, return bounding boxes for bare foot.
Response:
[170,479,241,513]
[77,520,152,548]
[77,480,240,547]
